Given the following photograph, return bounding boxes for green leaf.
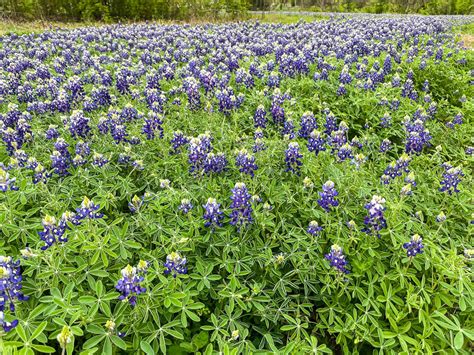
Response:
[140,340,154,355]
[31,345,56,353]
[110,335,127,350]
[192,331,209,350]
[29,321,47,341]
[16,324,28,342]
[103,337,113,355]
[82,335,105,349]
[454,332,464,349]
[79,296,97,304]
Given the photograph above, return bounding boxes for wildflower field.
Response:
[0,15,473,354]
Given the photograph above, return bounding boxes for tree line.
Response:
[256,0,473,15]
[1,0,472,21]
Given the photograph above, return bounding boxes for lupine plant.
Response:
[0,14,473,355]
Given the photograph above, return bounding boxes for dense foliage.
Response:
[0,15,474,354]
[2,0,473,21]
[254,0,473,15]
[1,0,249,21]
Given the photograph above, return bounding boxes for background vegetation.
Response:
[1,0,472,22]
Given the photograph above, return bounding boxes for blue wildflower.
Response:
[203,198,223,229]
[325,245,349,274]
[317,181,339,212]
[0,256,28,332]
[164,252,188,278]
[230,182,253,229]
[403,234,424,258]
[285,142,303,174]
[362,195,387,237]
[179,199,193,214]
[76,197,104,220]
[307,221,323,236]
[116,263,148,306]
[439,163,464,195]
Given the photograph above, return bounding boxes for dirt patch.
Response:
[461,34,474,49]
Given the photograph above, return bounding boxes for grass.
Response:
[0,12,328,35]
[0,19,103,35]
[453,22,474,49]
[248,12,328,23]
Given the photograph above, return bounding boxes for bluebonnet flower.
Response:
[380,112,392,128]
[129,195,143,213]
[318,181,339,212]
[253,138,266,153]
[307,130,326,156]
[68,110,90,139]
[160,179,171,189]
[439,163,464,195]
[303,176,314,189]
[170,131,189,154]
[254,128,264,140]
[307,221,323,236]
[404,172,416,187]
[236,149,258,177]
[401,79,418,101]
[38,215,67,250]
[453,112,463,125]
[164,252,188,277]
[325,245,349,274]
[45,125,60,140]
[381,154,411,184]
[339,65,352,84]
[76,197,104,220]
[427,102,437,118]
[142,112,164,140]
[329,129,347,151]
[351,153,367,170]
[379,139,391,153]
[324,111,337,136]
[298,111,317,139]
[203,152,227,175]
[51,150,70,176]
[253,105,267,129]
[336,143,353,162]
[179,199,193,214]
[382,55,392,74]
[0,169,18,192]
[183,77,201,110]
[188,137,209,174]
[92,152,109,167]
[403,234,424,258]
[436,211,446,223]
[0,256,28,332]
[351,137,363,150]
[267,71,280,87]
[132,160,144,171]
[391,73,401,87]
[229,182,253,229]
[282,119,295,139]
[203,198,223,229]
[72,154,87,167]
[362,195,387,237]
[336,84,347,96]
[116,263,147,306]
[390,99,400,111]
[75,141,90,157]
[400,184,413,196]
[285,142,303,175]
[404,117,432,154]
[33,164,50,184]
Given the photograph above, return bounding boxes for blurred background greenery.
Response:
[0,0,472,23]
